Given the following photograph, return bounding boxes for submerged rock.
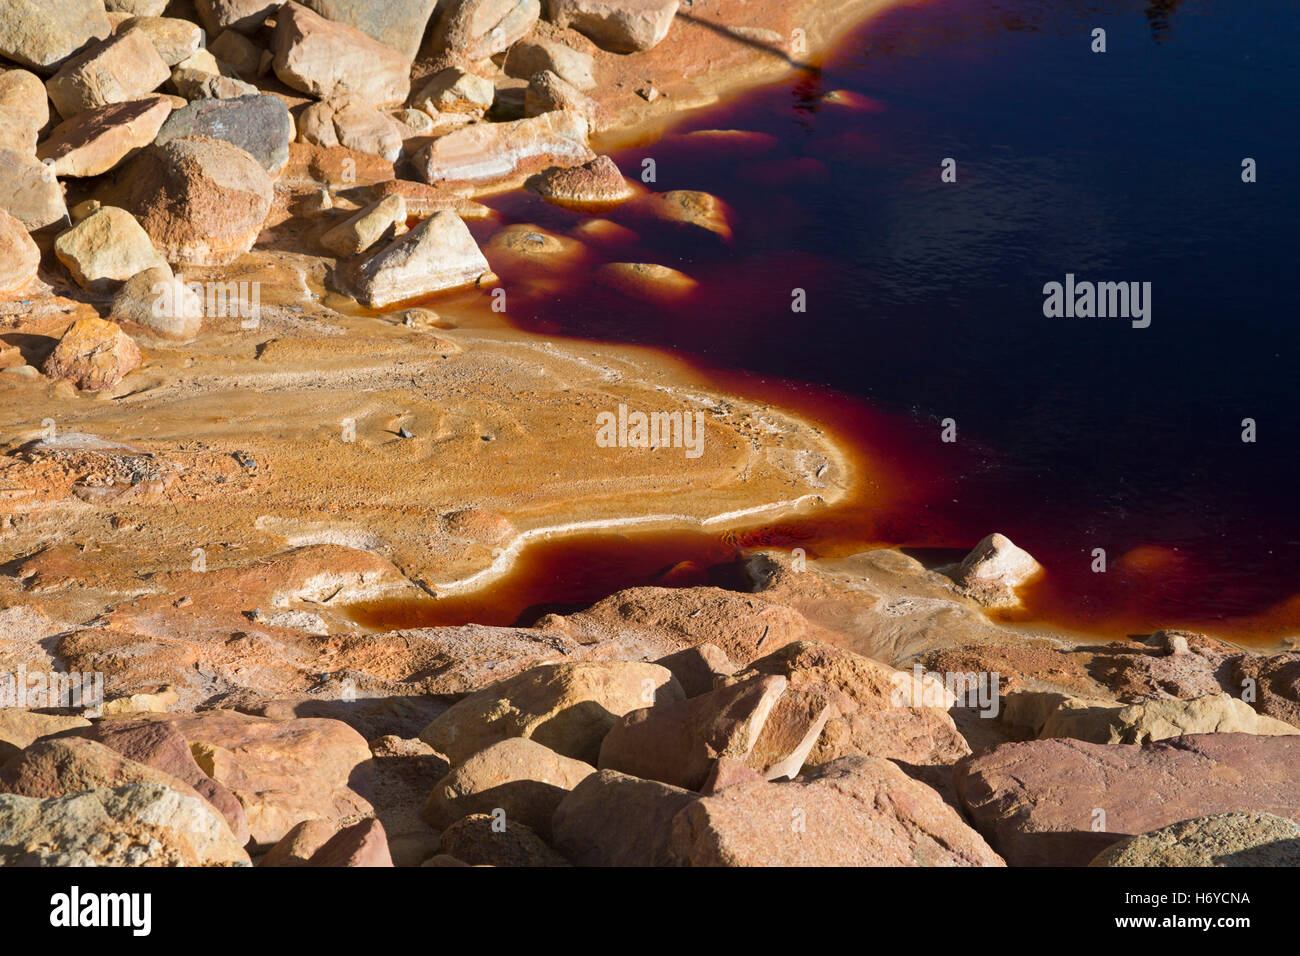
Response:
[530,155,633,205]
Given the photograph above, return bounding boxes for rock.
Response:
[0,784,250,866]
[106,0,168,14]
[1036,691,1300,744]
[437,812,568,866]
[734,642,971,768]
[429,0,540,64]
[352,211,490,308]
[54,205,167,292]
[551,769,697,865]
[272,2,410,107]
[105,711,374,848]
[0,711,90,763]
[42,317,142,391]
[0,68,50,150]
[362,178,491,219]
[643,188,732,240]
[66,719,248,844]
[129,136,273,266]
[296,0,439,61]
[699,756,765,795]
[529,155,632,205]
[396,108,435,135]
[120,15,204,66]
[524,70,602,128]
[411,66,495,116]
[171,54,261,100]
[260,817,336,865]
[1090,812,1300,867]
[0,209,41,297]
[598,676,787,791]
[155,95,292,176]
[653,643,735,698]
[1233,653,1300,728]
[669,756,1005,866]
[306,817,394,866]
[421,853,468,866]
[416,109,593,191]
[298,95,405,162]
[38,96,172,177]
[955,734,1300,866]
[419,660,684,765]
[594,261,696,302]
[45,28,171,120]
[0,737,209,809]
[110,265,204,340]
[504,36,595,90]
[1092,630,1233,700]
[545,0,678,54]
[0,0,111,74]
[320,194,406,257]
[949,532,1042,607]
[423,738,594,838]
[0,147,70,230]
[207,29,263,78]
[195,0,280,36]
[745,686,833,781]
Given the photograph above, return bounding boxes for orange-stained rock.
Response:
[42,317,141,390]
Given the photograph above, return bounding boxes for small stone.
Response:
[320,195,407,258]
[430,0,540,65]
[436,812,568,867]
[208,29,263,77]
[950,532,1042,607]
[525,70,602,129]
[111,265,204,341]
[298,95,406,162]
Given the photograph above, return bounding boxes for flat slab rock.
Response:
[955,733,1300,866]
[668,755,1005,867]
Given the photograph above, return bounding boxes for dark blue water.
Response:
[481,0,1300,637]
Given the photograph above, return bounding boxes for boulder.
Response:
[45,28,171,119]
[120,15,204,66]
[735,642,971,768]
[272,2,410,107]
[0,0,111,74]
[416,109,593,191]
[429,0,540,64]
[744,685,833,781]
[949,532,1042,607]
[422,737,593,838]
[1233,653,1300,728]
[0,209,41,297]
[110,265,204,340]
[298,0,440,61]
[195,0,280,36]
[551,769,697,866]
[1037,691,1299,744]
[419,660,684,765]
[0,147,70,230]
[0,68,50,150]
[0,737,206,808]
[524,70,602,129]
[411,66,495,116]
[529,155,633,205]
[0,784,250,866]
[66,718,248,844]
[598,676,787,790]
[306,817,393,866]
[1090,812,1300,867]
[504,36,595,90]
[955,734,1300,866]
[436,812,569,866]
[298,95,405,162]
[653,642,734,698]
[42,317,141,391]
[668,756,1004,866]
[155,95,292,176]
[38,96,173,177]
[207,29,264,78]
[102,711,374,848]
[320,194,406,257]
[352,211,490,308]
[128,136,273,266]
[0,711,91,763]
[260,817,336,866]
[54,205,167,291]
[544,0,678,54]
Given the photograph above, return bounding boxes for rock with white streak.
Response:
[415,109,593,191]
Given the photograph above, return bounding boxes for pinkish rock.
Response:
[598,675,787,790]
[551,769,697,865]
[1233,653,1300,728]
[437,812,568,866]
[955,733,1300,866]
[415,109,593,192]
[544,0,678,54]
[699,756,764,796]
[669,755,1005,866]
[38,96,173,177]
[307,817,393,866]
[429,0,540,64]
[272,2,410,106]
[42,317,141,391]
[653,642,735,698]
